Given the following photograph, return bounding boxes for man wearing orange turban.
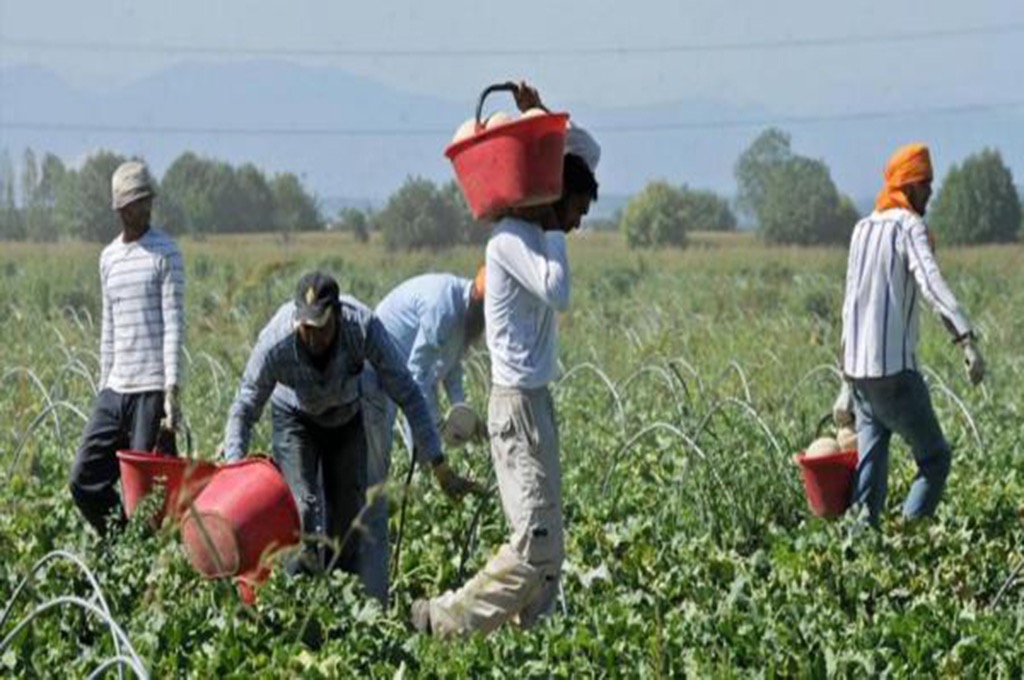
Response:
[833,143,985,527]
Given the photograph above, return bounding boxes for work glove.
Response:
[513,81,547,113]
[441,404,486,447]
[161,385,181,432]
[961,337,985,386]
[432,460,487,503]
[832,381,855,429]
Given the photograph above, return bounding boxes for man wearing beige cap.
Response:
[70,160,185,536]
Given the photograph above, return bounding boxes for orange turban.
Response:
[471,265,486,301]
[874,143,933,213]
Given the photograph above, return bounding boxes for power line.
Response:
[2,21,1023,58]
[2,100,1022,139]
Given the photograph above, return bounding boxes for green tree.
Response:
[271,172,323,234]
[735,128,792,222]
[680,187,737,233]
[0,149,23,240]
[376,177,462,251]
[929,148,1021,245]
[441,181,488,247]
[620,181,689,248]
[335,207,370,243]
[54,150,126,242]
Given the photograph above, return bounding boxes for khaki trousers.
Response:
[429,385,563,637]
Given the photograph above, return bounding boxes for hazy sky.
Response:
[2,0,1021,111]
[2,0,1023,202]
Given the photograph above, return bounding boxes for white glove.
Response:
[962,338,985,386]
[161,385,181,432]
[832,381,855,428]
[442,404,484,447]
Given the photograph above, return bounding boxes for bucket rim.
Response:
[444,111,570,160]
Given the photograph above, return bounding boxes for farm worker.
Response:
[361,269,489,605]
[833,143,985,527]
[412,82,600,637]
[69,161,185,536]
[222,272,482,581]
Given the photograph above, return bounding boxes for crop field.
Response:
[1,231,1023,677]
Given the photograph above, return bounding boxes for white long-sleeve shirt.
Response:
[99,227,185,393]
[841,207,972,379]
[485,217,570,389]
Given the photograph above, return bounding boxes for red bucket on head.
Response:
[445,82,569,220]
[116,451,218,526]
[181,458,300,584]
[793,449,859,518]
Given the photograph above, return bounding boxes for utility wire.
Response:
[2,100,1022,138]
[1,21,1023,58]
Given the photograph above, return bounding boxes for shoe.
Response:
[411,598,432,634]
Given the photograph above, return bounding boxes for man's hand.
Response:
[832,381,855,428]
[432,460,486,502]
[513,81,547,113]
[162,385,181,432]
[961,337,985,386]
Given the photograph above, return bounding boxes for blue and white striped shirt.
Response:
[99,227,184,393]
[841,207,972,379]
[223,296,442,461]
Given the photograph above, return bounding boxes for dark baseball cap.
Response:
[294,272,339,328]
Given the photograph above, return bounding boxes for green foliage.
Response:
[334,207,370,243]
[735,129,854,245]
[375,177,483,251]
[621,182,734,249]
[1,235,1024,675]
[55,150,127,243]
[929,149,1022,245]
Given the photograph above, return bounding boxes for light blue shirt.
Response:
[223,295,441,462]
[373,273,474,428]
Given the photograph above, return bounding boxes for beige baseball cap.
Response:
[111,160,156,210]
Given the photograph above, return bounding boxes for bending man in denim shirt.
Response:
[361,270,488,604]
[223,272,479,582]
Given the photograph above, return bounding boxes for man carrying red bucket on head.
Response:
[412,82,600,637]
[221,273,483,581]
[833,143,985,528]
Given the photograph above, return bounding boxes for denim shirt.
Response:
[374,273,473,427]
[223,295,441,461]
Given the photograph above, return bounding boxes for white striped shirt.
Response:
[841,208,971,379]
[99,227,185,393]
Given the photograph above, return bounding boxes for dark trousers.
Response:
[70,388,174,536]
[271,404,367,576]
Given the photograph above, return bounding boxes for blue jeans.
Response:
[360,371,414,605]
[851,370,951,526]
[271,404,367,575]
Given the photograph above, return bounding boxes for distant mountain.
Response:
[2,62,1022,208]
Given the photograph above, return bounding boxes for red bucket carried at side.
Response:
[117,450,218,526]
[180,458,300,586]
[793,449,859,518]
[445,82,569,220]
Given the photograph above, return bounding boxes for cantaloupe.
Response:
[484,111,513,129]
[805,437,841,458]
[520,107,547,119]
[837,427,858,451]
[452,118,479,144]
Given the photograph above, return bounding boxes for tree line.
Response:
[2,130,1020,248]
[619,129,1022,248]
[0,148,323,241]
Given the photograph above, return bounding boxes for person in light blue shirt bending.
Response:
[361,268,489,605]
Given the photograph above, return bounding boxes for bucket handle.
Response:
[152,422,192,457]
[475,82,519,126]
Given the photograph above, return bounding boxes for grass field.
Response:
[2,231,1023,677]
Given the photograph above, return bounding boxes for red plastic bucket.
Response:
[793,449,859,518]
[445,83,569,220]
[180,458,300,582]
[116,450,218,526]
